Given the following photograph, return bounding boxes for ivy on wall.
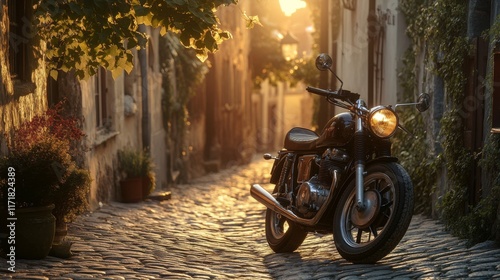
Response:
[160,32,208,182]
[395,0,440,216]
[398,0,500,245]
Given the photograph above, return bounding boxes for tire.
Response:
[265,186,308,253]
[332,162,414,263]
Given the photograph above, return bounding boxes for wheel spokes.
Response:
[369,226,378,238]
[343,173,396,247]
[356,228,362,243]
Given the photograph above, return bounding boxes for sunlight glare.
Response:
[279,0,306,17]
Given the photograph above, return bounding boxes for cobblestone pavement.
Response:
[2,158,500,279]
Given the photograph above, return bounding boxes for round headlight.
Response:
[368,106,398,138]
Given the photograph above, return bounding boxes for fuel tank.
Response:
[316,112,355,148]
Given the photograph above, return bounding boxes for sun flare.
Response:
[279,0,307,17]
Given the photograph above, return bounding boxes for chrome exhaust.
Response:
[250,184,316,226]
[250,171,338,227]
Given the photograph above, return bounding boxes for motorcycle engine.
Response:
[295,149,348,218]
[296,175,329,218]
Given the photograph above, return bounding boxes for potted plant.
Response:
[0,102,88,259]
[118,148,143,203]
[118,148,156,202]
[52,167,91,243]
[0,135,72,259]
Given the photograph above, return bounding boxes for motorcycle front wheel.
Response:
[333,162,414,263]
[265,186,308,253]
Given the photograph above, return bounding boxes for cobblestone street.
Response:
[2,157,500,279]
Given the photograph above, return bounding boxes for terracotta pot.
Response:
[120,177,143,203]
[16,204,56,259]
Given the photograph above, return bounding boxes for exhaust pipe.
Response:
[250,184,316,226]
[250,171,338,227]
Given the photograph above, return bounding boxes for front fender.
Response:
[318,156,400,226]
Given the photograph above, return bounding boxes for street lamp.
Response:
[281,32,299,61]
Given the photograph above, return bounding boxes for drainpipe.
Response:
[139,24,150,152]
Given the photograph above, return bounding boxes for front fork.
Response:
[354,99,367,210]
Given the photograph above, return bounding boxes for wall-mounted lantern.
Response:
[281,32,299,61]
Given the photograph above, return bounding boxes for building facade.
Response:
[187,1,256,173]
[1,0,48,145]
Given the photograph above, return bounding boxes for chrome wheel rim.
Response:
[339,172,396,248]
[269,211,289,239]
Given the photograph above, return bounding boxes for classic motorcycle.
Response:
[250,53,430,264]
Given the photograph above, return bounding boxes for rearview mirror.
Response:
[315,53,333,71]
[416,93,430,112]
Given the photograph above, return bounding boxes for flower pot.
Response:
[16,204,56,259]
[120,177,143,203]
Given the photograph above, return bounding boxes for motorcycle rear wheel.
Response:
[265,186,308,253]
[333,162,414,263]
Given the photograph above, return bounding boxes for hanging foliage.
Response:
[34,0,258,80]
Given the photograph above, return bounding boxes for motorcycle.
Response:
[250,53,430,264]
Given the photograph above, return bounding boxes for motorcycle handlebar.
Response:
[306,86,360,103]
[306,86,333,97]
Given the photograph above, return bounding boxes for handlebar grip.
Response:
[306,86,334,97]
[306,86,360,103]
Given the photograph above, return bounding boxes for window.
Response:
[8,0,30,81]
[95,68,108,129]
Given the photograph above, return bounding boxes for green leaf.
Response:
[245,14,262,29]
[204,33,217,52]
[179,32,192,47]
[127,38,138,49]
[50,70,59,80]
[219,31,232,40]
[112,67,123,79]
[195,49,208,62]
[134,5,149,17]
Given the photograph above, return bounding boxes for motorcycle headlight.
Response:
[368,106,398,138]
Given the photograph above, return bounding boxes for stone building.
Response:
[328,0,408,108]
[187,1,256,174]
[77,28,166,208]
[0,2,167,209]
[1,1,260,209]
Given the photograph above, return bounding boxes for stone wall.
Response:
[0,1,47,152]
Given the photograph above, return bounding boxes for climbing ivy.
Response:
[159,32,208,182]
[431,1,473,234]
[475,16,500,245]
[394,0,438,216]
[399,0,500,245]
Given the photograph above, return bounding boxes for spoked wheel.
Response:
[265,186,307,253]
[333,162,414,263]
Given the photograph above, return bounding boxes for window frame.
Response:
[95,68,108,129]
[8,0,30,82]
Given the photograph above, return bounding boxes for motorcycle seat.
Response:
[284,127,319,151]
